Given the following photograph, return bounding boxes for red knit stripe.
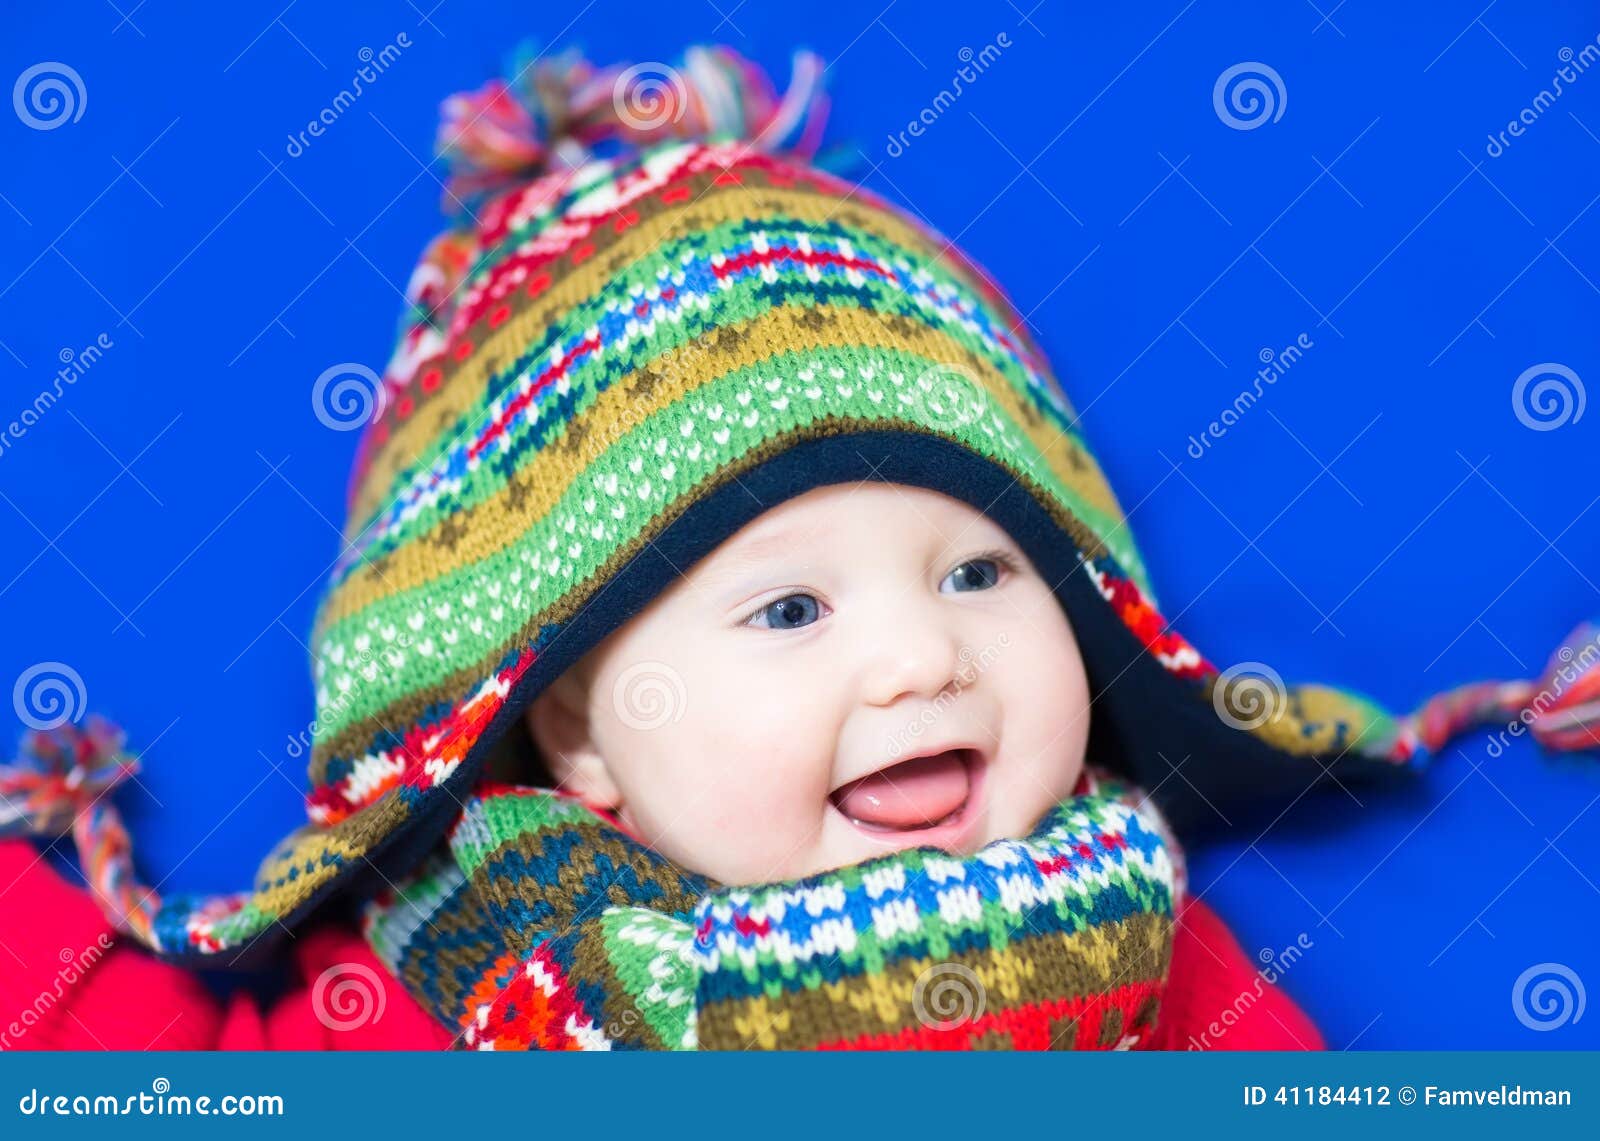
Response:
[306,645,537,825]
[713,245,894,280]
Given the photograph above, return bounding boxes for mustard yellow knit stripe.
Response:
[316,302,1124,636]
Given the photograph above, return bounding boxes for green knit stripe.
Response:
[311,343,1138,745]
[598,907,700,1050]
[348,217,1078,563]
[196,901,275,950]
[362,853,467,971]
[448,790,595,878]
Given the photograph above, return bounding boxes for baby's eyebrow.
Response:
[695,526,818,586]
[698,523,1016,588]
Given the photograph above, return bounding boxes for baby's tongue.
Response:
[832,750,970,829]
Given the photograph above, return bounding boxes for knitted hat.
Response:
[4,43,1597,972]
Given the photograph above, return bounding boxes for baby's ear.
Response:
[524,668,623,809]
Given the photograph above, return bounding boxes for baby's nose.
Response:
[858,615,965,708]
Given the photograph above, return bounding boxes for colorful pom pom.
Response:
[0,714,137,838]
[435,43,829,215]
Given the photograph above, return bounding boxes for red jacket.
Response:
[0,838,1322,1050]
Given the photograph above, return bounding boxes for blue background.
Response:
[3,1,1597,1048]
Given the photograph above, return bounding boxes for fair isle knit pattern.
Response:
[362,766,1180,1051]
[141,134,1419,961]
[24,46,1591,969]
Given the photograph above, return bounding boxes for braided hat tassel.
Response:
[0,716,162,948]
[1,34,1593,969]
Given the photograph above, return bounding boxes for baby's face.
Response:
[526,482,1091,885]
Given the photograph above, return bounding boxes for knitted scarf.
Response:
[361,765,1182,1050]
[1,41,1592,990]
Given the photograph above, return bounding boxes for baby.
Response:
[525,480,1092,885]
[24,41,1577,1053]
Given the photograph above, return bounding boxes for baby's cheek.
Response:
[629,657,837,879]
[718,739,826,827]
[984,606,1090,804]
[704,669,836,782]
[699,742,834,881]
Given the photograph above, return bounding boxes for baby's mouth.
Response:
[828,747,982,834]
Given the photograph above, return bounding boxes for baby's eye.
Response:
[747,593,824,630]
[941,558,1002,593]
